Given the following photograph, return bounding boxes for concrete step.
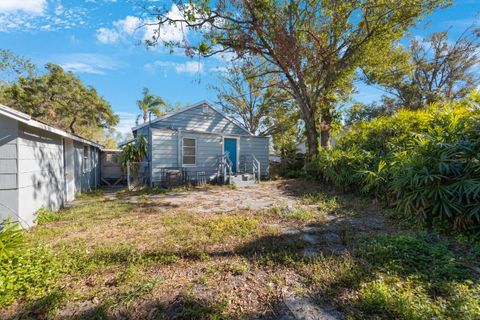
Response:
[228,174,257,187]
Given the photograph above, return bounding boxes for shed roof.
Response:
[0,104,104,149]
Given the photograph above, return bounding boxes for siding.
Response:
[151,103,248,135]
[240,136,270,177]
[151,129,223,179]
[0,114,19,223]
[150,128,269,179]
[182,132,222,177]
[151,129,178,180]
[17,123,64,227]
[74,141,99,194]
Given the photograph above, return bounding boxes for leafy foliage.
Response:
[0,222,61,307]
[0,63,119,139]
[136,87,166,125]
[120,134,148,169]
[213,58,296,136]
[364,29,480,110]
[312,91,480,232]
[146,0,448,157]
[354,233,480,319]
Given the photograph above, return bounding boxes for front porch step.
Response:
[228,174,256,187]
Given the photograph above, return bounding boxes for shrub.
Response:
[356,275,480,320]
[311,92,480,233]
[0,222,62,306]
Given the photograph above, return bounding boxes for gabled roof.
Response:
[0,104,103,148]
[131,100,253,136]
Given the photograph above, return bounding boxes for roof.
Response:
[131,100,253,136]
[0,104,103,149]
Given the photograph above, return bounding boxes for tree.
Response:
[0,49,36,84]
[136,87,166,124]
[363,29,480,110]
[212,59,293,136]
[144,0,448,159]
[0,63,118,139]
[344,101,394,125]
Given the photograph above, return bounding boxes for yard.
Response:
[2,180,479,319]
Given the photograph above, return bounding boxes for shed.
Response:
[0,104,102,227]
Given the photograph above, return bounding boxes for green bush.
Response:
[311,92,480,233]
[0,221,62,306]
[354,233,480,319]
[356,275,480,320]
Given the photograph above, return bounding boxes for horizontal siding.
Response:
[240,136,270,176]
[152,104,248,135]
[0,144,17,159]
[17,123,65,227]
[0,114,18,194]
[0,189,19,224]
[151,129,178,168]
[0,159,17,174]
[0,174,16,189]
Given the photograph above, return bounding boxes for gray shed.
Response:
[132,101,270,186]
[0,104,102,227]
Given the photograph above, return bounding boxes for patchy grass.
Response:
[1,180,478,319]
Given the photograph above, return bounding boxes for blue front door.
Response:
[224,138,237,173]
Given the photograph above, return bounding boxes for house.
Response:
[0,104,102,228]
[131,100,269,186]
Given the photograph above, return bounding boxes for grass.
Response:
[1,179,478,319]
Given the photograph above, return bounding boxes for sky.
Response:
[0,0,479,135]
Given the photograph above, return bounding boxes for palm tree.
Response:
[136,88,166,124]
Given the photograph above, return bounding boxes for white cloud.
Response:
[115,112,138,135]
[0,0,46,15]
[57,53,121,75]
[146,60,204,74]
[114,15,140,35]
[96,4,187,45]
[96,16,141,44]
[96,27,120,44]
[0,2,87,32]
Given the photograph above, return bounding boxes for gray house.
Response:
[132,101,269,185]
[0,104,101,227]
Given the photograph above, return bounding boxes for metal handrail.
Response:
[217,152,232,184]
[251,154,261,182]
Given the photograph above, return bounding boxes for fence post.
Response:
[127,161,131,190]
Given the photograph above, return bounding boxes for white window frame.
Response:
[182,137,197,167]
[222,136,240,172]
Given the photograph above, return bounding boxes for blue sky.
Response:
[0,0,479,135]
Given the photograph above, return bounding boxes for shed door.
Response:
[64,138,75,202]
[224,138,237,173]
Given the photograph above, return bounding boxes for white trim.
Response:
[181,137,197,167]
[131,100,254,136]
[0,104,103,148]
[222,136,240,173]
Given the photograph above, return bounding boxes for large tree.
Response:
[363,29,480,110]
[0,49,36,84]
[136,87,166,124]
[144,0,448,158]
[0,63,118,138]
[212,59,294,136]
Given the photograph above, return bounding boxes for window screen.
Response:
[182,138,196,165]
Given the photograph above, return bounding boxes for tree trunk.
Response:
[295,97,320,161]
[69,117,77,134]
[320,129,330,148]
[304,116,320,161]
[143,111,148,123]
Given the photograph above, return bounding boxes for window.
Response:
[83,146,89,172]
[182,138,196,166]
